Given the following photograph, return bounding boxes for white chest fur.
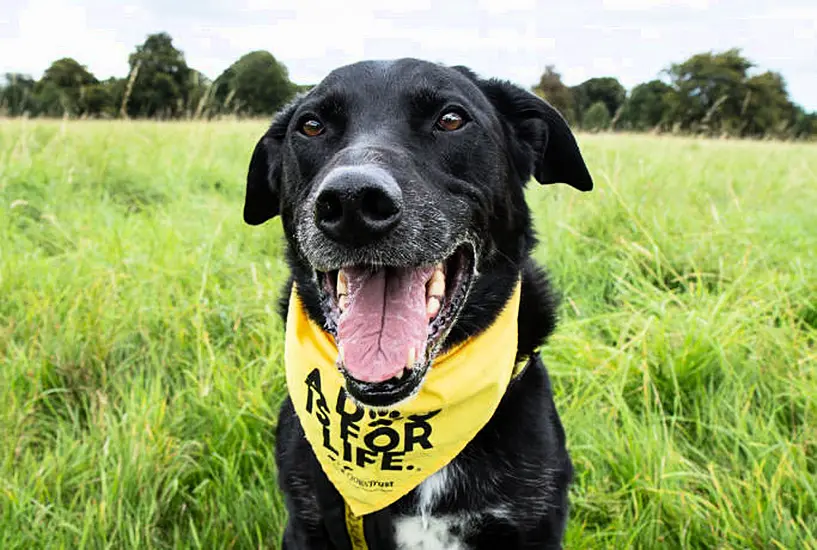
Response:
[394,515,469,550]
[394,465,471,550]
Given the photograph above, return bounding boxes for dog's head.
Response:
[245,59,592,407]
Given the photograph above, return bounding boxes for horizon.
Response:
[1,0,815,111]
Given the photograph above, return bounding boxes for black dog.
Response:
[243,58,592,549]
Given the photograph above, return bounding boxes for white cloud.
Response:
[563,66,589,84]
[745,6,817,32]
[477,0,537,14]
[1,0,131,78]
[640,27,663,40]
[603,0,710,10]
[240,0,432,13]
[1,0,815,110]
[203,5,557,84]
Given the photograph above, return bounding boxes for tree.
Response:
[100,77,127,118]
[583,101,611,131]
[741,71,795,138]
[213,51,295,116]
[665,48,753,134]
[0,73,37,116]
[34,57,98,116]
[126,32,192,118]
[41,57,97,90]
[186,69,213,118]
[571,77,626,127]
[532,65,575,123]
[32,82,66,117]
[790,106,817,140]
[620,80,673,131]
[78,84,113,117]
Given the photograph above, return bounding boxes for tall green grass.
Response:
[1,119,815,549]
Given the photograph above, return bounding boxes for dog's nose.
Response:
[314,166,403,246]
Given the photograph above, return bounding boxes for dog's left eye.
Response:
[436,110,468,132]
[300,118,325,137]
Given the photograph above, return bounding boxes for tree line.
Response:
[0,33,302,120]
[1,32,814,140]
[534,48,816,139]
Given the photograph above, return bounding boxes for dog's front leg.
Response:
[281,519,334,550]
[466,513,566,550]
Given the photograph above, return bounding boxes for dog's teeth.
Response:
[427,266,444,286]
[406,347,416,369]
[428,274,445,299]
[337,270,348,298]
[427,267,445,314]
[394,369,404,380]
[338,346,345,364]
[427,296,441,319]
[337,270,349,312]
[435,262,445,273]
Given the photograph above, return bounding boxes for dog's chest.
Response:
[393,466,471,550]
[393,515,470,550]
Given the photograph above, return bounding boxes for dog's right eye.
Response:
[436,110,468,132]
[300,118,325,137]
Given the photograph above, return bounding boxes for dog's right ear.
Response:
[243,98,302,225]
[455,68,592,192]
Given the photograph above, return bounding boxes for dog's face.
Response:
[245,59,592,407]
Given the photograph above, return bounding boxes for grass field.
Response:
[1,119,816,549]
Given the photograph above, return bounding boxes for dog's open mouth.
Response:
[317,243,475,407]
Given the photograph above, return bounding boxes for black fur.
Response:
[244,58,592,549]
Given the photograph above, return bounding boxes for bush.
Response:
[583,101,611,131]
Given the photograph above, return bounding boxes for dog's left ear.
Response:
[475,76,593,191]
[244,135,279,225]
[244,97,302,225]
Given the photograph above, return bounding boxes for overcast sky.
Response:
[1,0,815,110]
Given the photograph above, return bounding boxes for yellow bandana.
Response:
[284,280,522,517]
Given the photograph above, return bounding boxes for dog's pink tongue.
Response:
[338,266,434,383]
